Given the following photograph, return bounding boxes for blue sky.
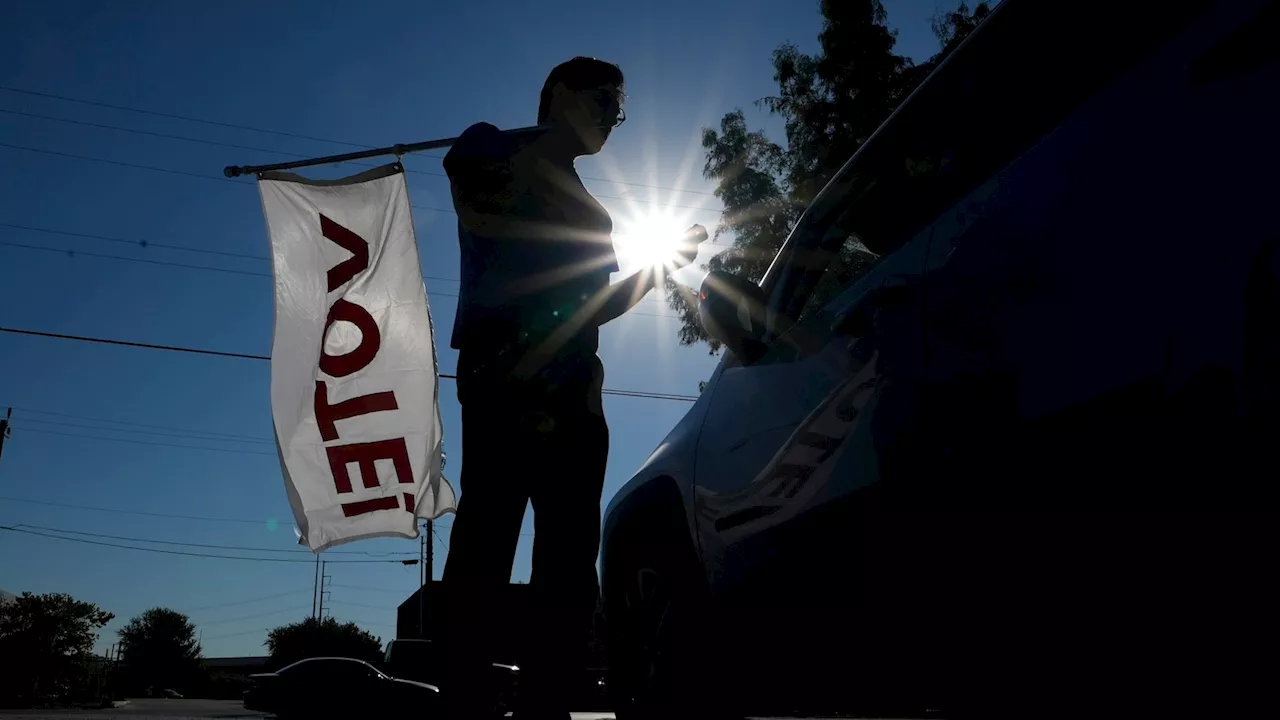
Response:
[1,0,950,657]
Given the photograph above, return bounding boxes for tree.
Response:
[668,0,990,351]
[117,607,203,694]
[930,1,993,59]
[0,592,113,701]
[265,617,383,668]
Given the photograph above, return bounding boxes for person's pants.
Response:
[442,352,608,718]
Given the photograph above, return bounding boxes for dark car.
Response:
[601,0,1280,718]
[382,639,517,717]
[242,656,438,718]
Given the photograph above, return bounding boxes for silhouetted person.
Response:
[440,57,694,719]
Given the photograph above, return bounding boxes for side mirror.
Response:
[698,270,769,363]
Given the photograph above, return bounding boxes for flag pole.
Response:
[223,125,547,178]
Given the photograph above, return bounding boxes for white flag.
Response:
[259,163,455,552]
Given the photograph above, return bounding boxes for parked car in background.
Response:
[601,0,1280,718]
[382,639,517,717]
[242,656,438,718]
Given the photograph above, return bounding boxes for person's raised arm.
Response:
[443,123,539,236]
[591,225,704,326]
[591,267,660,327]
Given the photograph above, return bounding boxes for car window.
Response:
[763,204,883,344]
[389,641,434,667]
[279,659,319,678]
[336,660,382,680]
[283,658,380,681]
[796,232,879,322]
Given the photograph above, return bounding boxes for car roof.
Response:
[280,656,378,670]
[762,0,1216,281]
[759,0,1004,286]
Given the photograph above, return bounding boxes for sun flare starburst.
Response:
[616,211,700,269]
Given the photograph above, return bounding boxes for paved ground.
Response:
[0,700,623,720]
[0,699,266,719]
[0,699,869,719]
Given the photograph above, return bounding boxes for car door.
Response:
[338,660,391,711]
[692,216,931,604]
[279,660,334,712]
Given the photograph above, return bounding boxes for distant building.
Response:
[201,656,270,675]
[197,656,271,700]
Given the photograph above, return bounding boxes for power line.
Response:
[0,86,370,149]
[185,589,313,612]
[328,583,413,596]
[328,614,396,629]
[0,222,464,284]
[15,427,279,457]
[18,416,275,446]
[0,525,411,563]
[0,141,256,187]
[0,221,267,262]
[8,523,413,557]
[0,237,469,296]
[426,519,530,538]
[0,140,722,216]
[0,108,556,201]
[0,85,719,197]
[0,494,270,525]
[1,326,269,360]
[4,405,274,443]
[202,626,274,642]
[0,107,343,165]
[0,239,275,280]
[0,221,724,286]
[198,604,313,628]
[326,598,393,612]
[0,237,686,318]
[0,326,700,401]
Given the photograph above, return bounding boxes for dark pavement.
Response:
[1,698,898,719]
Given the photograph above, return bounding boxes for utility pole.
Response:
[312,554,321,619]
[417,522,426,639]
[317,560,329,619]
[426,519,434,595]
[416,452,443,640]
[423,520,435,637]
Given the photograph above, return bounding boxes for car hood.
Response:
[390,678,439,692]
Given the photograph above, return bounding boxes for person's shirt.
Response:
[443,122,619,369]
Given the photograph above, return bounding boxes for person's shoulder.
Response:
[458,121,505,145]
[446,122,517,168]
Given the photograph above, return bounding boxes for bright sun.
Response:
[617,211,696,268]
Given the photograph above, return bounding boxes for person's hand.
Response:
[671,224,706,270]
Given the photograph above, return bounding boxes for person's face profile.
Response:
[552,82,624,154]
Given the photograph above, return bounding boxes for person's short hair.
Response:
[537,56,625,124]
